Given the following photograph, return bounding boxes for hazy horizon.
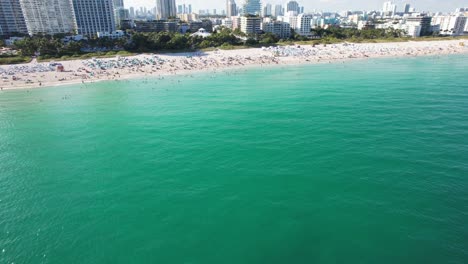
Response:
[124,0,467,13]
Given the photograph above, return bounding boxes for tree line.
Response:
[2,27,414,60]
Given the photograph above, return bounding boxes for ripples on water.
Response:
[0,55,467,264]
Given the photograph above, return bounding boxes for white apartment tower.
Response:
[240,16,261,34]
[296,14,312,36]
[433,15,467,36]
[156,0,177,20]
[71,0,116,36]
[19,0,76,35]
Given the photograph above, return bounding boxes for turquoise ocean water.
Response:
[1,55,468,263]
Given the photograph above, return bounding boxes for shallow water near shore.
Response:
[1,55,468,264]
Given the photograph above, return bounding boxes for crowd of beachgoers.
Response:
[0,39,466,90]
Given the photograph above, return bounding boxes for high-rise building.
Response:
[286,1,301,14]
[113,0,123,8]
[406,16,432,36]
[243,0,261,15]
[280,12,297,30]
[155,0,177,20]
[433,15,467,36]
[404,4,411,14]
[0,0,28,37]
[113,0,126,29]
[262,3,272,17]
[71,0,116,35]
[188,4,192,13]
[226,0,237,17]
[382,1,397,16]
[296,13,312,36]
[129,7,135,18]
[19,0,76,35]
[262,21,290,38]
[274,4,283,17]
[240,16,261,34]
[115,9,129,28]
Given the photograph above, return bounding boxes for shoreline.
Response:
[1,39,467,91]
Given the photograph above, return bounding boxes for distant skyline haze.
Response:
[124,0,468,12]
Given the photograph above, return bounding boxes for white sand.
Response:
[0,39,467,90]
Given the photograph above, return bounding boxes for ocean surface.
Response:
[1,55,468,264]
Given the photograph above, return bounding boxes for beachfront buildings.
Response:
[1,0,117,37]
[240,16,261,34]
[433,15,467,36]
[19,0,76,35]
[155,0,177,20]
[0,0,28,37]
[406,16,433,36]
[262,21,291,39]
[243,0,262,16]
[296,14,312,36]
[71,0,116,36]
[226,0,238,17]
[277,12,311,36]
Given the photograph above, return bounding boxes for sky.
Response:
[124,0,468,13]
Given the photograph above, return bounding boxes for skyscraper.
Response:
[113,0,123,8]
[71,0,116,35]
[19,0,76,35]
[404,4,411,14]
[113,0,126,28]
[286,1,300,14]
[262,3,272,17]
[243,0,261,15]
[0,0,27,37]
[226,0,237,17]
[274,4,283,17]
[155,0,177,20]
[382,1,397,16]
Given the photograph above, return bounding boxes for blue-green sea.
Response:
[1,55,468,264]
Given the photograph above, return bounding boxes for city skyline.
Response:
[124,0,468,13]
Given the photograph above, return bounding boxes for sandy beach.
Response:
[1,39,467,90]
